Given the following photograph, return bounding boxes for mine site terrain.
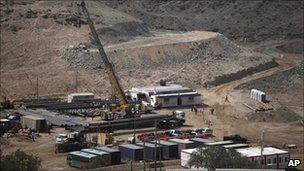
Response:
[0,0,303,171]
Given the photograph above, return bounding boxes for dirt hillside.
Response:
[0,0,276,99]
[105,0,304,42]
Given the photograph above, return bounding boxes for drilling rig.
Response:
[78,1,135,118]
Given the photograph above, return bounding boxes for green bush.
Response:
[188,146,255,170]
[0,149,41,171]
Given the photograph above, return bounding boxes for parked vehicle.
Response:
[165,129,183,137]
[192,128,213,136]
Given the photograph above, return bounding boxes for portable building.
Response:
[81,148,111,167]
[191,138,215,147]
[236,147,289,169]
[119,144,143,161]
[67,151,99,169]
[20,115,47,132]
[95,146,121,165]
[136,142,163,161]
[204,140,234,147]
[151,140,179,159]
[130,84,202,108]
[151,92,202,108]
[168,139,195,157]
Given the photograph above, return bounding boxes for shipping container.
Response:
[136,142,162,161]
[168,139,195,157]
[67,151,99,169]
[152,140,179,159]
[95,146,121,165]
[119,144,143,161]
[81,148,111,167]
[20,115,47,132]
[191,138,214,147]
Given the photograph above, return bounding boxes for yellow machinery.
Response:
[79,1,142,118]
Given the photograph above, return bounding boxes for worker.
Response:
[210,108,214,115]
[48,125,51,135]
[32,132,35,142]
[225,95,229,102]
[194,105,197,115]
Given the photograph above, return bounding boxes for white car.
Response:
[192,128,213,136]
[166,129,183,137]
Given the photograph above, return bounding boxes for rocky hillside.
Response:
[237,62,304,92]
[105,0,304,42]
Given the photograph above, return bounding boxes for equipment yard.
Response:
[0,0,303,171]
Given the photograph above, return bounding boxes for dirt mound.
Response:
[237,62,304,92]
[247,106,302,123]
[105,0,304,42]
[60,31,246,70]
[60,31,274,89]
[96,21,152,44]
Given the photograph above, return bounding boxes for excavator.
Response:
[78,1,151,118]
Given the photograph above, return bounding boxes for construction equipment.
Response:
[78,1,137,118]
[55,131,88,153]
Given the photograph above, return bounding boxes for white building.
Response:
[180,146,289,169]
[236,147,290,169]
[181,148,201,168]
[127,84,202,108]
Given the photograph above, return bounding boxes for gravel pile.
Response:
[60,43,103,70]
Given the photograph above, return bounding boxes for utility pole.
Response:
[154,121,157,171]
[260,130,264,169]
[0,55,2,99]
[143,140,146,171]
[130,160,133,171]
[36,76,39,101]
[75,70,78,93]
[158,138,162,171]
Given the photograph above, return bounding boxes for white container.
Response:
[181,148,197,168]
[250,89,266,103]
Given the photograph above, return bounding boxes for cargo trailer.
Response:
[81,148,111,167]
[95,146,121,165]
[119,144,143,161]
[67,151,99,169]
[168,139,195,157]
[151,140,179,159]
[137,142,162,161]
[191,138,214,147]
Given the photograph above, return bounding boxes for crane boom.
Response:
[79,1,130,115]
